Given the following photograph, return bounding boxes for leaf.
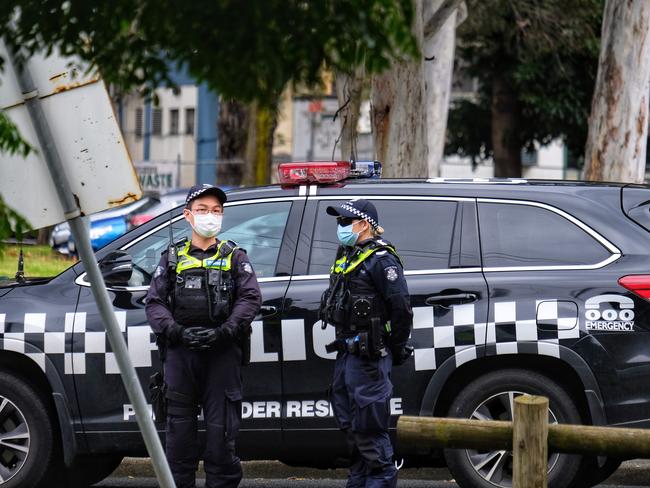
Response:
[0,0,419,105]
[0,111,33,157]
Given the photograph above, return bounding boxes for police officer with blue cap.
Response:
[320,199,413,488]
[145,184,261,488]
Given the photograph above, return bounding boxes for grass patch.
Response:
[0,245,75,278]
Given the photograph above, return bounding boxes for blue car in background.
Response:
[49,188,217,254]
[50,195,161,254]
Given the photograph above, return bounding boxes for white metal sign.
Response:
[0,41,141,229]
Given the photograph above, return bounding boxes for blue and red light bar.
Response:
[277,160,382,185]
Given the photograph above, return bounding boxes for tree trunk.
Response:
[217,99,249,185]
[583,0,650,183]
[335,68,365,161]
[37,227,50,246]
[423,0,465,39]
[371,0,464,178]
[371,0,427,177]
[491,76,521,177]
[424,2,458,177]
[243,101,277,186]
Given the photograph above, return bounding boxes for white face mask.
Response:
[191,213,222,238]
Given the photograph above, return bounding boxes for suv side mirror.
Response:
[99,251,133,287]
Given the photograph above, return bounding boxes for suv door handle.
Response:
[258,305,278,318]
[425,293,478,306]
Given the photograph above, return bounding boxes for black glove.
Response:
[219,325,235,341]
[165,323,185,347]
[392,345,414,366]
[182,327,219,351]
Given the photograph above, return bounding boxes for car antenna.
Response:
[15,245,25,284]
[166,209,178,275]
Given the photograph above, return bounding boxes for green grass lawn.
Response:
[0,245,75,278]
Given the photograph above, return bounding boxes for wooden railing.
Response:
[397,395,650,488]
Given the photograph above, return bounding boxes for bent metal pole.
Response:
[5,46,176,488]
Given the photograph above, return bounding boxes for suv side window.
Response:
[478,202,611,268]
[309,199,458,274]
[124,200,292,285]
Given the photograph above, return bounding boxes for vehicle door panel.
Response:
[72,199,301,454]
[280,197,489,460]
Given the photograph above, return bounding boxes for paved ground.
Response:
[98,458,650,487]
[100,481,458,487]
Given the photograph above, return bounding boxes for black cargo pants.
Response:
[331,351,397,488]
[164,344,243,488]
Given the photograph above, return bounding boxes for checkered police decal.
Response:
[410,299,582,372]
[0,312,157,375]
[185,183,217,205]
[339,203,379,229]
[1,299,583,376]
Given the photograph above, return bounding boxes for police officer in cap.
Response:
[146,184,262,488]
[321,199,413,488]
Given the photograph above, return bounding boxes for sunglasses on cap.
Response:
[336,217,358,226]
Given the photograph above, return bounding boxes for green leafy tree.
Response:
[445,0,603,177]
[0,0,418,199]
[0,113,31,243]
[1,0,417,104]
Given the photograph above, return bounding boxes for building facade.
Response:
[115,69,220,193]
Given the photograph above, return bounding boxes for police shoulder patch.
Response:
[153,266,164,279]
[241,262,253,274]
[384,266,399,282]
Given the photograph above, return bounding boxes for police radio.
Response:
[208,269,232,321]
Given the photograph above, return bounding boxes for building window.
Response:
[185,108,195,136]
[152,108,162,136]
[135,108,143,137]
[169,109,179,135]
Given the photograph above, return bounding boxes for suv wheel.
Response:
[444,369,581,488]
[0,373,53,488]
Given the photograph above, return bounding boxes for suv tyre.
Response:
[0,372,53,488]
[444,369,582,488]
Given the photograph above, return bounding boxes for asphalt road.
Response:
[97,459,650,487]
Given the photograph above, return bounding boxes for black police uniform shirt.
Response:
[146,240,262,338]
[347,238,413,353]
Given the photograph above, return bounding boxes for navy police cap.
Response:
[185,184,227,207]
[326,199,379,229]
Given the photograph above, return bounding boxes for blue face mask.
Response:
[337,223,360,247]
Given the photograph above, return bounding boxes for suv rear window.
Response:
[478,202,610,268]
[309,199,458,274]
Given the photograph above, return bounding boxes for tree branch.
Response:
[424,0,465,39]
[456,1,468,26]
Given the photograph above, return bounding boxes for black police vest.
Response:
[172,240,236,327]
[323,239,400,335]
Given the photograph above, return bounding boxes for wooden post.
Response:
[513,395,548,488]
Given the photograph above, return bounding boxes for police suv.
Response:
[1,161,650,488]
